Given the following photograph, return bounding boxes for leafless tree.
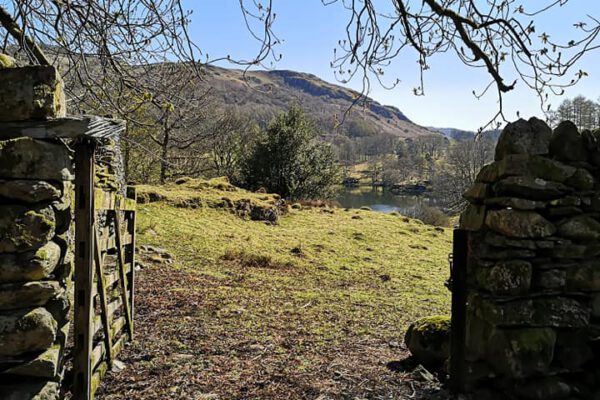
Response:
[2,1,597,131]
[248,1,600,130]
[433,135,495,211]
[209,110,257,183]
[140,64,214,183]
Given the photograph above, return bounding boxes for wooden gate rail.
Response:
[74,139,136,400]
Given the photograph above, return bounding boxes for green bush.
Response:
[241,106,340,200]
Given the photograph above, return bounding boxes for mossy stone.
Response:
[487,328,556,377]
[0,65,66,121]
[0,179,61,203]
[477,260,532,296]
[550,121,588,162]
[485,209,555,239]
[0,204,56,253]
[404,315,450,367]
[0,281,63,310]
[557,215,600,241]
[495,117,551,161]
[0,241,61,283]
[0,307,57,356]
[0,137,73,181]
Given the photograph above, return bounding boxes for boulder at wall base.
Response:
[0,204,55,253]
[0,381,59,400]
[404,315,450,368]
[0,241,61,283]
[0,137,73,181]
[3,344,61,378]
[0,307,57,356]
[550,120,588,162]
[485,209,556,239]
[486,328,556,378]
[495,117,552,161]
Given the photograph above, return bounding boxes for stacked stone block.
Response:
[460,117,600,399]
[0,64,71,399]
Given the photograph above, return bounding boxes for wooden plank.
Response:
[111,316,126,340]
[449,229,468,393]
[91,265,131,298]
[107,298,123,319]
[93,229,114,366]
[0,115,125,140]
[111,334,127,358]
[92,315,102,337]
[90,361,108,399]
[114,211,134,339]
[90,342,105,371]
[94,189,137,211]
[73,140,96,400]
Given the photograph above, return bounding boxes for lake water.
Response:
[335,187,436,215]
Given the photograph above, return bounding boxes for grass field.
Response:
[98,179,452,399]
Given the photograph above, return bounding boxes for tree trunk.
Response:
[160,126,170,184]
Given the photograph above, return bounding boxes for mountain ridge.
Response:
[202,65,439,139]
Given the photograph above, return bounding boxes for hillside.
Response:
[203,66,439,138]
[98,178,452,399]
[429,126,501,142]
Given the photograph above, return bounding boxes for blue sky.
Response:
[185,1,600,131]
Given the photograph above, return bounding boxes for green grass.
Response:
[136,181,452,346]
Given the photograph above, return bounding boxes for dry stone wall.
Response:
[460,117,600,400]
[0,64,72,399]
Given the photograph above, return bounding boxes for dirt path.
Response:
[97,259,449,400]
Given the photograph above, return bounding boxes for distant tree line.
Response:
[549,95,600,131]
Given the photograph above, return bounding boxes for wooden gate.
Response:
[73,141,136,399]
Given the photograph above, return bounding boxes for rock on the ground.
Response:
[404,315,451,368]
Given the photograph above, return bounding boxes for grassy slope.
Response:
[100,179,452,399]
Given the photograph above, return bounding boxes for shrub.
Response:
[241,106,340,200]
[413,205,451,227]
